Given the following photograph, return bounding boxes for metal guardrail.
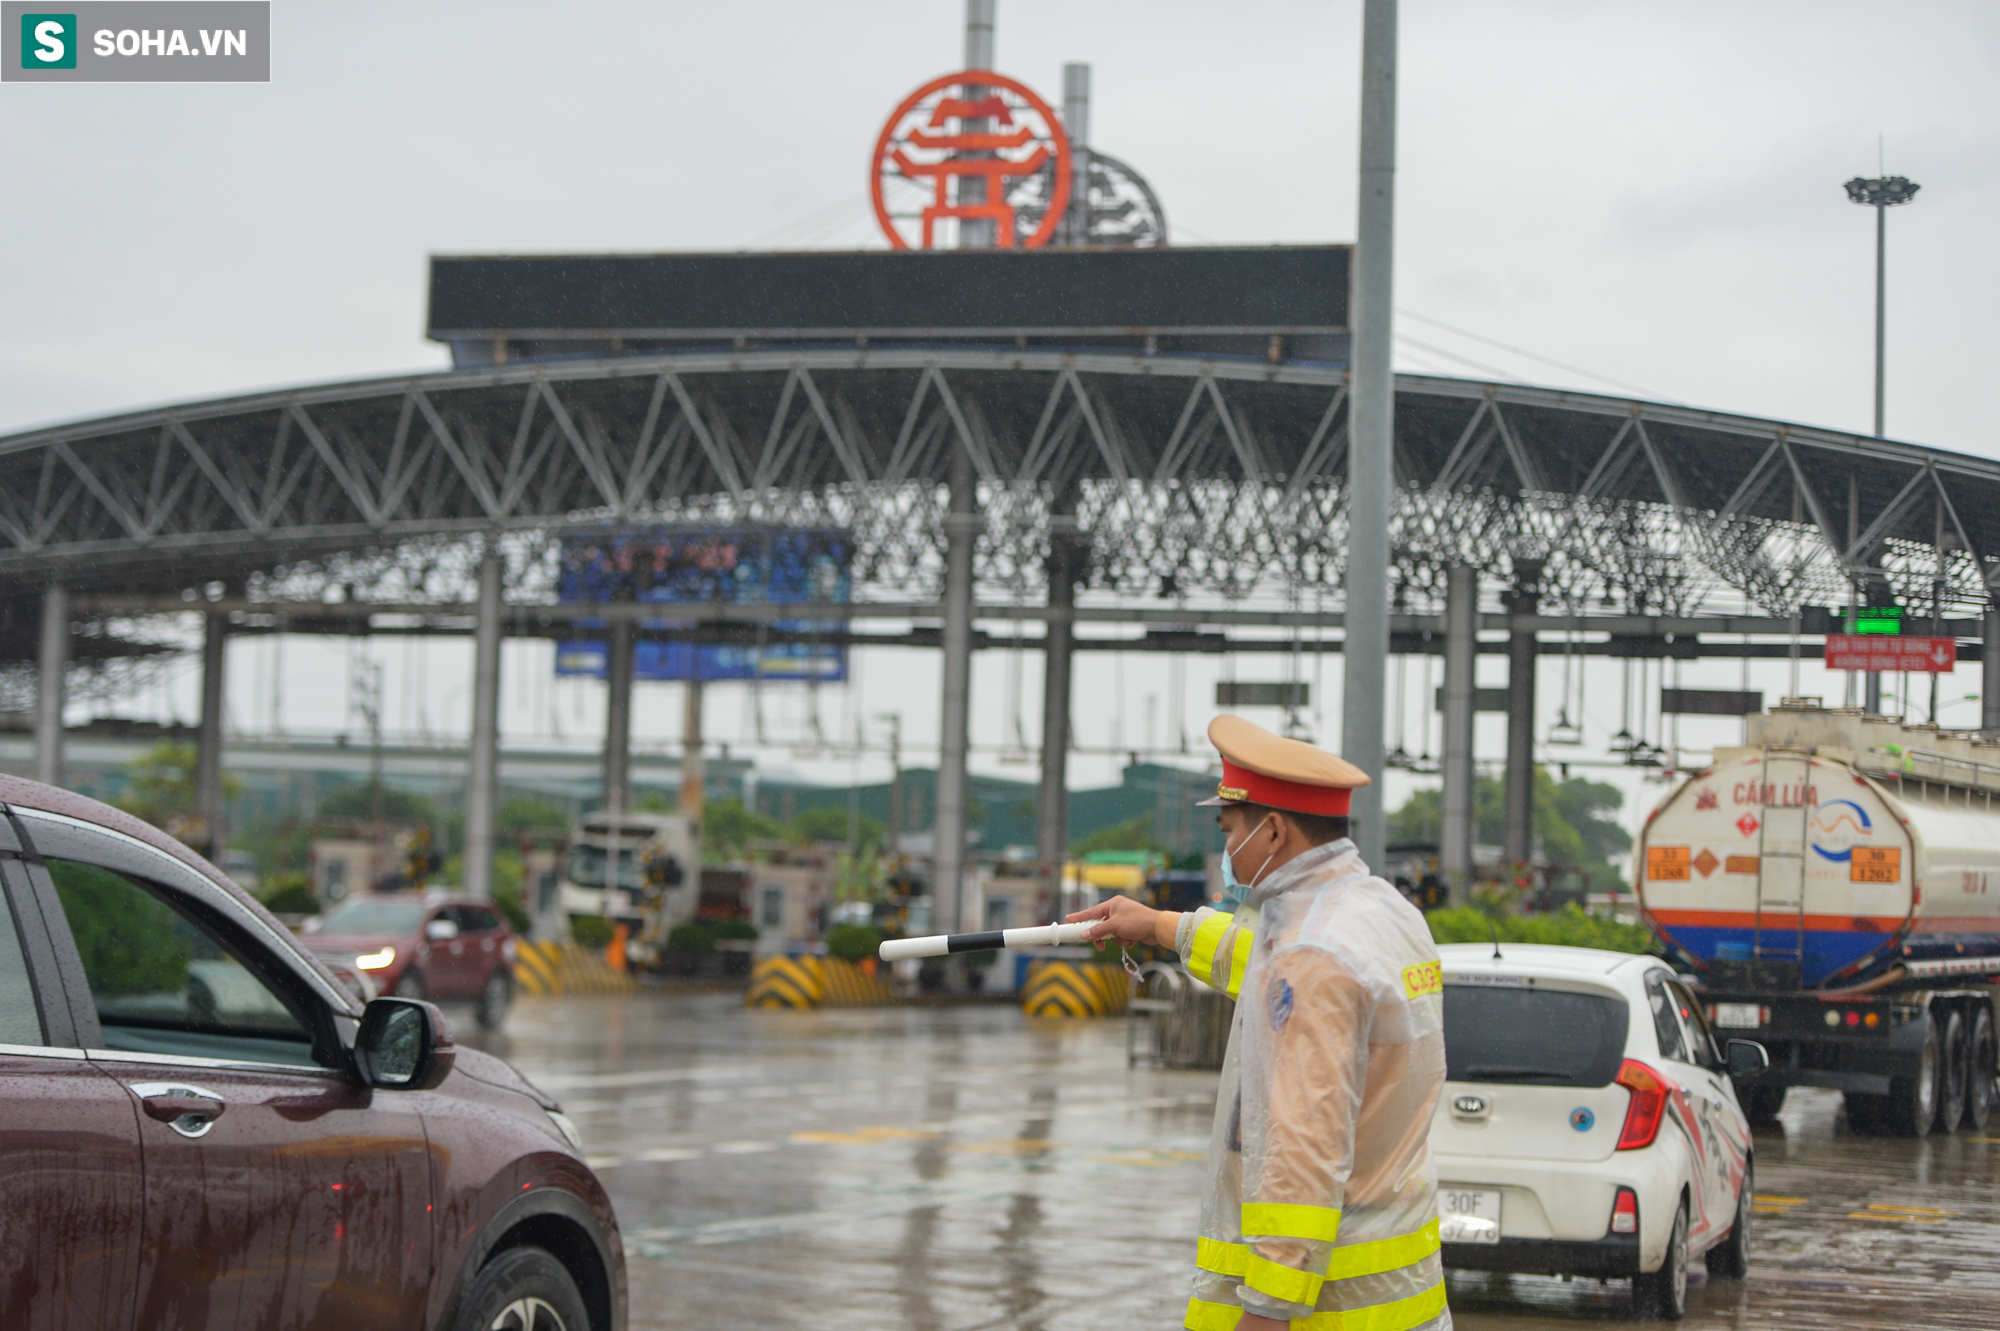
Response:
[1127,962,1234,1070]
[1857,744,2000,795]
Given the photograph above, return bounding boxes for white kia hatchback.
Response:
[1432,944,1767,1319]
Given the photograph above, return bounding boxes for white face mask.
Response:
[1219,815,1278,907]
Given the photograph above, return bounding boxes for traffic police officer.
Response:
[1070,716,1450,1331]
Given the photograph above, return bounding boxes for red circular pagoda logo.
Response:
[871,70,1072,250]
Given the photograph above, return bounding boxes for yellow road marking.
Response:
[1754,1195,1806,1206]
[1848,1211,1946,1223]
[790,1126,941,1145]
[1864,1202,1952,1216]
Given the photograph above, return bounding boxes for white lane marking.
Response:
[636,1147,704,1162]
[709,1140,778,1154]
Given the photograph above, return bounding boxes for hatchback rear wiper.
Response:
[1460,1066,1576,1083]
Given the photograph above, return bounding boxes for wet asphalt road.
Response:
[468,994,2000,1330]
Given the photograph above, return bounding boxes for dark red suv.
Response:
[305,893,518,1027]
[0,776,624,1331]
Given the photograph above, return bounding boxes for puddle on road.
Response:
[490,998,2000,1331]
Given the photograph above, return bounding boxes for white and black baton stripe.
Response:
[878,921,1094,961]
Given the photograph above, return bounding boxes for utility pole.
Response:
[1344,0,1398,866]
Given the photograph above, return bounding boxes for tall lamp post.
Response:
[1843,174,1919,439]
[1843,173,1918,716]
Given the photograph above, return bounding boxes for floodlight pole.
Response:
[1872,197,1887,438]
[1843,175,1919,438]
[1344,0,1397,867]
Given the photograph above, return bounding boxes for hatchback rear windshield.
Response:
[318,899,427,934]
[1443,985,1630,1088]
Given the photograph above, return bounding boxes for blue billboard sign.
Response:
[553,526,851,683]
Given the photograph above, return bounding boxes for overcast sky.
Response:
[4,1,1996,829]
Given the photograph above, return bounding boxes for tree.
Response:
[498,795,570,832]
[1386,769,1631,889]
[319,781,438,825]
[787,805,886,850]
[115,742,200,827]
[1072,813,1164,857]
[703,799,782,857]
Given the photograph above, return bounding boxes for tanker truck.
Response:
[1636,699,2000,1136]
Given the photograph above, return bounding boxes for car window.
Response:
[1443,984,1630,1088]
[0,881,45,1046]
[462,907,500,933]
[1645,970,1691,1064]
[320,898,427,933]
[1666,978,1723,1072]
[47,858,321,1068]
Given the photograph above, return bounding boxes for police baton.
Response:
[878,921,1095,961]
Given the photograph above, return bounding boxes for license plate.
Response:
[1440,1186,1502,1244]
[1712,1002,1763,1029]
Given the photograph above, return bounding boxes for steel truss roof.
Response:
[0,349,1994,621]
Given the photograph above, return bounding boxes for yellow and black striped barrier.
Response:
[513,940,641,997]
[1021,959,1130,1017]
[745,955,897,1009]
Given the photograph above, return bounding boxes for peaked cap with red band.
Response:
[1196,714,1371,817]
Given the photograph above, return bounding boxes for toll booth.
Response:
[968,862,1042,994]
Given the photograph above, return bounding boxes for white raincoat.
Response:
[1174,839,1450,1331]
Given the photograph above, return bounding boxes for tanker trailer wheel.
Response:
[1936,1008,1969,1134]
[1969,1006,1997,1131]
[1882,1013,1941,1137]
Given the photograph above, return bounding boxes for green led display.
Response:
[1853,606,1904,636]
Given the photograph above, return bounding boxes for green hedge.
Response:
[570,915,615,949]
[258,873,319,916]
[825,923,883,963]
[1427,903,1656,955]
[667,917,760,953]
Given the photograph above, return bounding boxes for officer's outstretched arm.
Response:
[1177,906,1256,1001]
[1234,949,1371,1322]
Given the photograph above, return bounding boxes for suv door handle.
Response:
[133,1082,227,1138]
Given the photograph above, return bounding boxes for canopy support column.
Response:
[195,610,228,860]
[934,446,978,941]
[1037,512,1082,918]
[1441,564,1477,902]
[603,618,634,815]
[1504,561,1542,875]
[463,549,503,900]
[35,584,68,788]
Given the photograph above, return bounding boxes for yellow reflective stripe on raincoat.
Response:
[1242,1201,1343,1244]
[1183,1278,1447,1331]
[1299,1279,1449,1330]
[1243,1252,1323,1305]
[1196,1236,1251,1276]
[1195,1238,1330,1303]
[1324,1218,1441,1280]
[1187,912,1255,1000]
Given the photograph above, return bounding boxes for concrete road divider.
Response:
[746,955,897,1009]
[1021,959,1130,1017]
[514,940,641,997]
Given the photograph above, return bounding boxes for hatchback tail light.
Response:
[1615,1059,1669,1150]
[1610,1187,1639,1234]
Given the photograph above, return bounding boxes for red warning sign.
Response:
[871,70,1071,250]
[1825,634,1957,673]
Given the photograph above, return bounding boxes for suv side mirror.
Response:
[1725,1038,1770,1078]
[425,918,459,941]
[355,997,455,1089]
